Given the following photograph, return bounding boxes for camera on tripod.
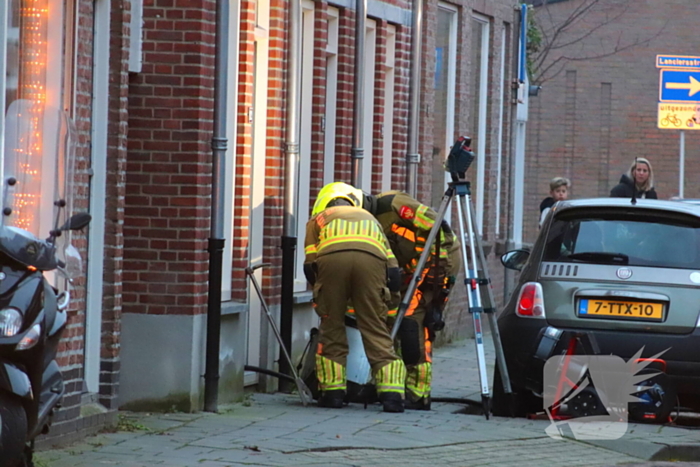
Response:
[444,136,475,183]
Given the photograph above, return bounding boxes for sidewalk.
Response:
[37,337,700,467]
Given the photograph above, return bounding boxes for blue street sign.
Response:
[657,55,700,69]
[659,70,700,103]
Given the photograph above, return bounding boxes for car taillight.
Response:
[516,282,545,318]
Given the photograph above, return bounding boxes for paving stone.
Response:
[37,337,700,467]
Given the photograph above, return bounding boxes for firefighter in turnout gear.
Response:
[304,185,406,413]
[337,187,461,410]
[367,191,460,410]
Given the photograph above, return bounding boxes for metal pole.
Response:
[679,130,685,198]
[405,0,423,197]
[280,0,303,392]
[351,0,367,188]
[204,0,229,412]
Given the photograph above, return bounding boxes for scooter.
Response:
[0,100,90,467]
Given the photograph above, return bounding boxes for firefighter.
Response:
[304,184,406,412]
[341,186,461,411]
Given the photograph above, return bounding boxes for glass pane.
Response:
[5,0,21,111]
[544,213,700,269]
[431,8,453,208]
[468,19,484,190]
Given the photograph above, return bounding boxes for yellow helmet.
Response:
[312,182,363,216]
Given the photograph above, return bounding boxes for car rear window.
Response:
[543,209,700,269]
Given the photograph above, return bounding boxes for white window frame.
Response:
[472,13,490,234]
[495,26,506,237]
[294,0,315,292]
[128,0,143,73]
[323,7,339,185]
[85,0,110,394]
[360,19,376,191]
[0,3,9,156]
[381,24,396,192]
[222,0,241,301]
[439,3,458,207]
[245,0,271,385]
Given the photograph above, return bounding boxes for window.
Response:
[431,3,457,209]
[360,18,377,191]
[294,0,315,291]
[495,25,508,238]
[544,210,700,269]
[323,7,339,185]
[469,14,490,234]
[222,0,241,300]
[381,25,396,192]
[0,0,73,231]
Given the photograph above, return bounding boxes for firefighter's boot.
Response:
[318,390,345,408]
[316,355,347,409]
[405,362,432,410]
[375,359,406,413]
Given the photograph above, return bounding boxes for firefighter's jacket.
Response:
[304,206,399,270]
[368,191,453,277]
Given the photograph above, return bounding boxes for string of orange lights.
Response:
[13,0,49,232]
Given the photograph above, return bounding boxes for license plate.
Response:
[578,299,664,321]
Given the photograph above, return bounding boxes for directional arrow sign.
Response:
[666,76,700,96]
[660,70,700,102]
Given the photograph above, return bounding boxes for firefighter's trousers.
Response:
[399,284,434,402]
[313,251,405,396]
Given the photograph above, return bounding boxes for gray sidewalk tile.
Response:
[37,337,700,467]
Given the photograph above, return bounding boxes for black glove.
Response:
[303,263,317,285]
[387,267,401,292]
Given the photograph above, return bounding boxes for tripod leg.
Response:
[466,198,513,397]
[456,193,490,419]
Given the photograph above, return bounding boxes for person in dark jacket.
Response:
[610,157,658,199]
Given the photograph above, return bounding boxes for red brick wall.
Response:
[99,0,131,411]
[124,0,215,316]
[524,0,700,243]
[46,0,131,444]
[260,0,288,297]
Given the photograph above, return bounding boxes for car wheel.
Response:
[491,362,542,417]
[0,393,28,467]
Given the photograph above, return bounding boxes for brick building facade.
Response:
[523,0,700,244]
[0,0,522,449]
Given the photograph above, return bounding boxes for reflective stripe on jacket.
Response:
[304,206,398,268]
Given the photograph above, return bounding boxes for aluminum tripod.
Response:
[390,181,513,419]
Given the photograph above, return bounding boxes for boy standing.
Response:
[539,177,570,227]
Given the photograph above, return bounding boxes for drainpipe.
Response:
[351,0,367,188]
[204,0,229,412]
[280,0,303,391]
[405,0,423,197]
[505,4,528,301]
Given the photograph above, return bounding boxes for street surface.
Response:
[37,337,700,466]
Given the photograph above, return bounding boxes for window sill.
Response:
[221,292,313,314]
[221,301,247,316]
[294,290,313,304]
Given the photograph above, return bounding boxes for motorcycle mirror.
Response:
[60,212,92,231]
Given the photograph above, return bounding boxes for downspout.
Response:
[204,0,229,412]
[405,0,423,197]
[513,3,528,248]
[280,0,303,391]
[350,0,367,188]
[505,4,528,301]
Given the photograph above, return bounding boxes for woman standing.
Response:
[610,157,658,199]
